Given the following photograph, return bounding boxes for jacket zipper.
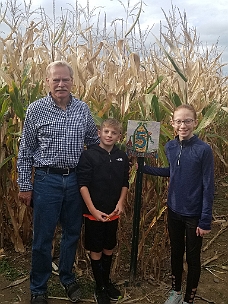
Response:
[177,142,183,166]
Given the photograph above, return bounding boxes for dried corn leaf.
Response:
[2,275,29,290]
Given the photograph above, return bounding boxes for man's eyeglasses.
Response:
[51,78,72,84]
[172,119,195,126]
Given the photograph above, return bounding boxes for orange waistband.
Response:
[83,214,119,221]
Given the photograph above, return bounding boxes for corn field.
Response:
[0,0,227,280]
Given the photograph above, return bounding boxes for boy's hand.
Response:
[108,210,118,219]
[91,209,110,222]
[108,201,124,218]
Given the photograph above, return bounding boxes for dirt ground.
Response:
[0,176,227,304]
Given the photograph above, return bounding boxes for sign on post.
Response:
[126,120,160,157]
[126,120,160,282]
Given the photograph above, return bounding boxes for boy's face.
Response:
[171,108,198,141]
[98,126,121,150]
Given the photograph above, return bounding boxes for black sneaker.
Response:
[63,281,81,302]
[105,281,122,301]
[31,294,48,304]
[94,287,110,304]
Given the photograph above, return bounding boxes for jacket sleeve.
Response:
[143,165,170,177]
[123,154,130,188]
[143,141,170,177]
[198,145,214,230]
[77,151,93,188]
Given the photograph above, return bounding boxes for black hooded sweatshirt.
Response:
[77,144,129,214]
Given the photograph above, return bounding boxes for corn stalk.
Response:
[0,0,227,279]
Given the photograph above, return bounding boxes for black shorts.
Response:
[84,217,119,252]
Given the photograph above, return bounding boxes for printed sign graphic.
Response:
[126,120,160,158]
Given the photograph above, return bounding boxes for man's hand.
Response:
[18,191,33,207]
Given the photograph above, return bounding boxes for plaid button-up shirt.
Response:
[17,94,99,191]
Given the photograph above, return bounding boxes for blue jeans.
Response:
[31,169,82,294]
[168,208,202,300]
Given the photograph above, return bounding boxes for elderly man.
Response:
[17,61,99,304]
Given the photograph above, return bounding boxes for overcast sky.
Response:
[25,0,228,75]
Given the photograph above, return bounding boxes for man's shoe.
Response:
[63,281,81,302]
[164,290,182,304]
[105,281,122,301]
[94,287,110,304]
[31,294,48,304]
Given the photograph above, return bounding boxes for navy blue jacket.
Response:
[77,144,129,214]
[144,135,214,230]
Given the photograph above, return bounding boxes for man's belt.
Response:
[36,167,76,175]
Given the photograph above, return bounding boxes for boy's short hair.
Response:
[100,118,122,133]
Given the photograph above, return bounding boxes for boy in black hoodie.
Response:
[77,118,129,304]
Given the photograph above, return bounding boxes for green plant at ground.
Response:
[0,257,27,281]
